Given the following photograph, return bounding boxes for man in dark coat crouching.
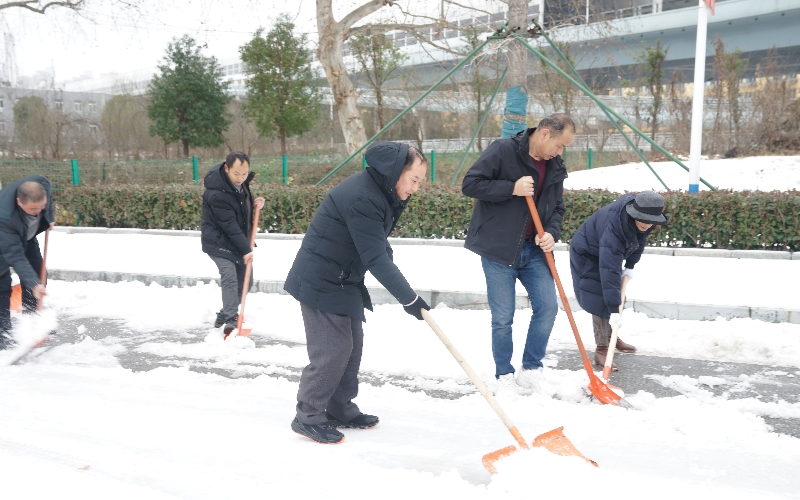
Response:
[569,191,667,370]
[0,175,55,348]
[284,141,429,444]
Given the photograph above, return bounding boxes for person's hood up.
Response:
[203,162,255,192]
[365,141,409,187]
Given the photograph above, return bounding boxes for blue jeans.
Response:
[481,241,558,377]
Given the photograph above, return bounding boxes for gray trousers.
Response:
[296,303,363,425]
[592,315,612,347]
[209,255,252,321]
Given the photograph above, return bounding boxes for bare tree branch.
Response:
[445,0,493,16]
[0,0,85,14]
[340,0,395,33]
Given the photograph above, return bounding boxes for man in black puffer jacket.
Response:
[201,152,265,332]
[285,141,429,444]
[0,175,55,348]
[462,113,574,397]
[569,191,667,371]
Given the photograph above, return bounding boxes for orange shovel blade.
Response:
[533,426,598,467]
[587,374,623,405]
[223,328,252,340]
[482,445,518,475]
[10,284,21,313]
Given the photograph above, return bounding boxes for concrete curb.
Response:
[47,269,800,324]
[53,226,796,260]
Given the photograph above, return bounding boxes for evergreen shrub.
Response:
[58,184,799,251]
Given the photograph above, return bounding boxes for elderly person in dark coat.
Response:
[0,175,55,348]
[284,141,429,444]
[201,152,265,333]
[569,191,667,370]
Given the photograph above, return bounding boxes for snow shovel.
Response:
[224,206,262,340]
[602,275,630,381]
[421,309,597,474]
[525,196,631,409]
[8,228,52,366]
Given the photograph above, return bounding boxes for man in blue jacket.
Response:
[0,176,55,348]
[569,191,667,370]
[285,141,430,444]
[462,113,574,396]
[201,152,265,333]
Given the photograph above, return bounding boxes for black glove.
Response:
[403,295,430,321]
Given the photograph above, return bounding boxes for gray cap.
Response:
[625,191,667,224]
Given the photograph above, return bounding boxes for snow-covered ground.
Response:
[2,280,800,499]
[565,155,800,192]
[2,157,800,498]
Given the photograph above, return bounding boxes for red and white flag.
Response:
[703,0,716,15]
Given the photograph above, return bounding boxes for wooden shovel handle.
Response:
[603,275,629,380]
[234,206,262,334]
[422,309,529,450]
[524,196,596,378]
[37,228,50,311]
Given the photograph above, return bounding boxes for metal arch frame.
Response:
[316,21,717,191]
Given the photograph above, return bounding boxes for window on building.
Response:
[89,125,98,135]
[0,98,4,112]
[88,102,95,113]
[74,101,83,112]
[0,122,5,132]
[55,101,63,110]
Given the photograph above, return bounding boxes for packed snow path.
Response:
[2,280,799,499]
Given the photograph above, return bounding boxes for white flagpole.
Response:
[688,0,709,193]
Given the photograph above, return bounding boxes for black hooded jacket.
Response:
[201,162,256,264]
[0,175,55,289]
[284,141,417,321]
[462,128,567,267]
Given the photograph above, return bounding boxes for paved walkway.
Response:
[28,315,800,439]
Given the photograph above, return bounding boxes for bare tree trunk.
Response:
[376,88,385,131]
[316,0,372,154]
[501,0,529,137]
[280,126,287,156]
[182,139,189,157]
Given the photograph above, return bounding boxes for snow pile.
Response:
[565,155,800,192]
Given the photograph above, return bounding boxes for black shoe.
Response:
[0,332,14,351]
[213,311,226,328]
[222,315,239,334]
[325,412,379,429]
[291,417,345,444]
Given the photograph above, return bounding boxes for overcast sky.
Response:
[0,0,503,85]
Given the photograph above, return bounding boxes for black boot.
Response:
[326,412,379,429]
[213,310,226,328]
[291,417,345,444]
[222,315,239,335]
[0,330,13,350]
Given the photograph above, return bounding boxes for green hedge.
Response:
[58,185,800,251]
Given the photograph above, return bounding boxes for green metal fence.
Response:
[0,159,74,195]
